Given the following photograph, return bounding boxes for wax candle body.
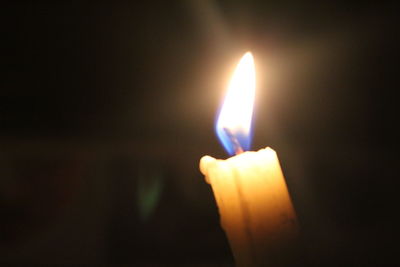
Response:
[200,147,298,266]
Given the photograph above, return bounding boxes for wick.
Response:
[223,128,244,155]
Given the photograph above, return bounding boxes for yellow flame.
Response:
[217,52,256,136]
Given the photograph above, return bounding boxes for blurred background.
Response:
[1,1,397,265]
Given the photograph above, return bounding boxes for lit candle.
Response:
[200,52,298,266]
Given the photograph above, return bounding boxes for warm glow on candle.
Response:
[216,52,256,155]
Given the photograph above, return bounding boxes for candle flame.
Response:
[216,52,256,155]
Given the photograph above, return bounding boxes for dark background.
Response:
[1,1,397,265]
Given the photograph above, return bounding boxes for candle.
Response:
[200,52,298,266]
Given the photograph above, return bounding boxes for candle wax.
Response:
[200,147,298,266]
